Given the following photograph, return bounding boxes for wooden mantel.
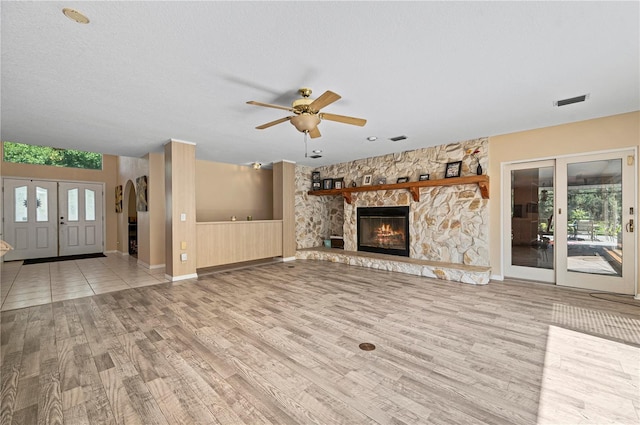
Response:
[308,175,490,204]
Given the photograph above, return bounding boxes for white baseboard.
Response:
[104,250,118,254]
[491,274,504,281]
[634,294,640,301]
[137,259,150,269]
[149,263,165,270]
[281,256,296,262]
[165,273,198,282]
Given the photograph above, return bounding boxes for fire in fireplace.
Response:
[357,206,410,257]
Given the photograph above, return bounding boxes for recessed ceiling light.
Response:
[312,149,322,154]
[367,136,378,141]
[62,8,90,24]
[252,162,262,169]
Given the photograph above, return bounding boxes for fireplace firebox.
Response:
[357,206,410,257]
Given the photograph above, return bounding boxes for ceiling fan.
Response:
[246,88,366,138]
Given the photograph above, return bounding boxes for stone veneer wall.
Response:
[295,138,489,266]
[295,165,342,248]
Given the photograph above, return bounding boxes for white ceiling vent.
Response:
[389,135,407,142]
[554,94,589,107]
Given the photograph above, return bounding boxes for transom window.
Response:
[2,141,102,170]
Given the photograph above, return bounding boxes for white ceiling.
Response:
[2,1,638,167]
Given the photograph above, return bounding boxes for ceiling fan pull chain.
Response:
[304,131,308,157]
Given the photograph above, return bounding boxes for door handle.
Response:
[626,219,634,232]
[60,222,65,225]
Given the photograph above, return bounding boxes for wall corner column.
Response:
[164,139,197,281]
[273,160,296,259]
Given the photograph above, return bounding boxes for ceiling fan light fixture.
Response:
[290,114,320,132]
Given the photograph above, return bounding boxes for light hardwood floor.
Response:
[1,260,639,424]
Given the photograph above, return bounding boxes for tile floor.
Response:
[0,253,168,311]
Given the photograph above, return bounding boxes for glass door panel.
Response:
[556,150,635,294]
[566,159,622,276]
[504,160,555,282]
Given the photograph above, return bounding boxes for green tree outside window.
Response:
[2,141,102,170]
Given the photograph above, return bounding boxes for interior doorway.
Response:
[125,180,138,257]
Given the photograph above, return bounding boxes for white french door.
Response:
[2,179,58,260]
[504,150,637,294]
[2,178,104,260]
[58,182,104,256]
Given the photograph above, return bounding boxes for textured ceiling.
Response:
[1,1,638,167]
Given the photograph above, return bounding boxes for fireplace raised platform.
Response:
[296,247,491,285]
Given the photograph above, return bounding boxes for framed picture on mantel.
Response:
[445,161,462,178]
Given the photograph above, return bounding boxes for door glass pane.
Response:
[567,159,622,277]
[36,186,48,222]
[511,166,554,269]
[68,188,79,221]
[85,189,95,221]
[14,186,28,222]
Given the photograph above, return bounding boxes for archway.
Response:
[123,180,137,257]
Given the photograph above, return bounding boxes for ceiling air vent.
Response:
[389,135,407,142]
[554,94,589,107]
[310,154,322,159]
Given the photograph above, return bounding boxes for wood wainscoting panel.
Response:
[196,220,283,268]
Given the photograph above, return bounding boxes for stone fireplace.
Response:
[357,206,409,257]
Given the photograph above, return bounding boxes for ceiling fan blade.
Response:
[320,113,367,127]
[246,101,294,112]
[308,90,341,111]
[309,127,321,138]
[256,116,292,129]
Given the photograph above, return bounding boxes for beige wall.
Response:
[148,153,166,267]
[0,147,119,251]
[195,160,273,222]
[489,111,639,281]
[165,141,197,279]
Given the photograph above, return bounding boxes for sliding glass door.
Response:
[555,151,636,294]
[504,150,636,294]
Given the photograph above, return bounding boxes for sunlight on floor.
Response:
[537,325,639,424]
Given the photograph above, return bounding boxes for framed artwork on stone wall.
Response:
[445,161,462,178]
